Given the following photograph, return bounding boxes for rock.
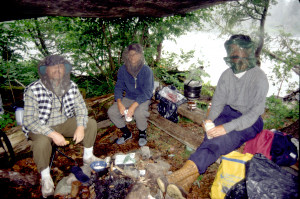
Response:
[139,146,151,160]
[125,183,151,199]
[54,176,72,196]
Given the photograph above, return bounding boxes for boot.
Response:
[116,126,132,144]
[167,172,199,199]
[157,160,198,193]
[138,129,147,147]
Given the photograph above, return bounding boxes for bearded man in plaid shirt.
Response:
[22,55,100,198]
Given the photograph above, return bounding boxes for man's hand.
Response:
[117,99,126,115]
[127,102,139,118]
[48,131,68,146]
[73,126,85,144]
[207,125,227,138]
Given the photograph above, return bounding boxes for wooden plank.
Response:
[148,110,203,150]
[177,103,207,125]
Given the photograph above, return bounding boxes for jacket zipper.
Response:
[134,77,137,89]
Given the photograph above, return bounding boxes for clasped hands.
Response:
[117,100,138,118]
[202,120,227,138]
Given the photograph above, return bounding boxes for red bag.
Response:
[243,129,274,160]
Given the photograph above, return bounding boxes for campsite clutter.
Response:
[211,129,299,199]
[53,146,174,198]
[0,84,299,198]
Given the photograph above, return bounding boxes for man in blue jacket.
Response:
[108,43,154,147]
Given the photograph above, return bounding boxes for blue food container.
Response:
[90,161,107,172]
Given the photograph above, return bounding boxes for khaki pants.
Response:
[107,97,151,131]
[29,117,97,172]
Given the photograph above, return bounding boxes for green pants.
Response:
[28,117,97,172]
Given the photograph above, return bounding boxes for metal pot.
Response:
[184,80,202,99]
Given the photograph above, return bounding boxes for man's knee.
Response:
[134,108,149,119]
[108,104,118,118]
[87,118,97,132]
[31,135,52,152]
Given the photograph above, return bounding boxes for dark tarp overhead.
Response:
[0,0,234,22]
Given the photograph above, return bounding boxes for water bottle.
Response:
[15,107,24,126]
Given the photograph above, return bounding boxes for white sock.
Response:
[83,147,93,159]
[41,167,51,179]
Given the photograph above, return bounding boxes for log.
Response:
[85,93,114,107]
[148,109,203,150]
[85,94,114,121]
[0,169,38,187]
[97,119,112,129]
[177,103,207,125]
[0,126,31,157]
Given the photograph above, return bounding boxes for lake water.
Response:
[162,31,299,97]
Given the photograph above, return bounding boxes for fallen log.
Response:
[0,169,39,187]
[85,94,114,121]
[0,126,31,157]
[97,119,112,129]
[177,103,207,125]
[148,109,203,151]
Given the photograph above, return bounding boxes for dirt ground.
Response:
[0,113,298,198]
[0,117,239,199]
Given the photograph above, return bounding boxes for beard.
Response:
[50,79,65,97]
[125,60,144,77]
[41,73,71,97]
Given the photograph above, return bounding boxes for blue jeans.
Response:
[189,105,263,174]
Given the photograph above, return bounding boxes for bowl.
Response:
[90,161,107,172]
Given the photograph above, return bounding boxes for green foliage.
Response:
[200,82,215,98]
[0,60,38,88]
[196,100,209,111]
[194,175,204,188]
[178,116,194,123]
[0,113,15,130]
[264,95,299,130]
[153,67,185,90]
[154,49,210,91]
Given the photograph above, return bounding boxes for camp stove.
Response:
[184,80,202,111]
[187,98,197,111]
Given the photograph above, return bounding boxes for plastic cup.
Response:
[124,109,132,122]
[204,121,215,139]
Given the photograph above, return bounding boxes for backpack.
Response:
[155,85,186,123]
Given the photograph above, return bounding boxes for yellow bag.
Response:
[210,151,253,199]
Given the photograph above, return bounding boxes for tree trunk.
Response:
[255,0,269,67]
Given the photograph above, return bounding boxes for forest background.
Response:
[0,0,299,131]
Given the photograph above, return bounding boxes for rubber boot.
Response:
[167,172,199,199]
[157,160,198,193]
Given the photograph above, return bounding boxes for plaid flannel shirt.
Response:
[22,80,88,137]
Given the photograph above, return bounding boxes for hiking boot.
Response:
[41,176,54,198]
[138,130,147,147]
[157,160,198,193]
[117,126,132,144]
[167,173,199,199]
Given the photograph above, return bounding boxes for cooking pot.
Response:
[184,80,202,99]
